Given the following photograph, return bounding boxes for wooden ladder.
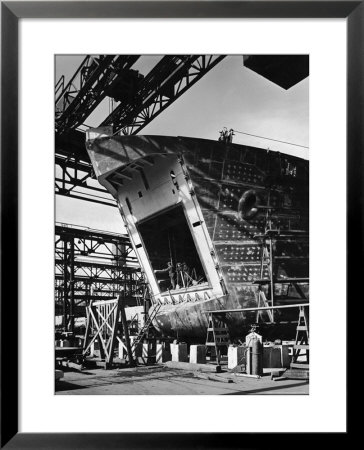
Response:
[256,289,274,323]
[130,303,161,352]
[284,305,309,379]
[205,313,230,364]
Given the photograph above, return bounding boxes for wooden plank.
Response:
[82,306,104,356]
[89,307,108,359]
[106,298,120,365]
[119,294,135,367]
[235,373,261,379]
[253,278,309,284]
[205,303,309,314]
[164,361,221,373]
[193,372,233,383]
[82,306,91,353]
[95,305,117,334]
[290,362,309,369]
[92,298,119,306]
[273,376,288,382]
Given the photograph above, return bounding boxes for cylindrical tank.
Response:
[246,331,263,376]
[251,338,263,376]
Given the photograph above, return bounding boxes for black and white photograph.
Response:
[54,54,309,395]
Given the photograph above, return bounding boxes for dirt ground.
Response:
[55,365,309,395]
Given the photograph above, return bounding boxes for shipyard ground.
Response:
[55,365,309,395]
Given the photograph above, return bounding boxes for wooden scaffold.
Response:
[82,294,135,369]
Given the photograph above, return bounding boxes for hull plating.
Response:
[86,133,309,339]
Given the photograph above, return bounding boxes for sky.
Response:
[55,55,309,233]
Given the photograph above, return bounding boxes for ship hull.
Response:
[150,294,304,340]
[86,132,309,340]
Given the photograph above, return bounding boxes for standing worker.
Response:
[218,127,229,142]
[228,129,235,143]
[181,262,191,286]
[154,261,176,290]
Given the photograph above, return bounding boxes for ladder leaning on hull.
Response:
[129,303,162,354]
[205,312,230,365]
[255,289,274,323]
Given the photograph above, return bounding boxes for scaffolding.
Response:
[55,223,144,332]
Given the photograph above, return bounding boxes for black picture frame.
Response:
[1,1,359,447]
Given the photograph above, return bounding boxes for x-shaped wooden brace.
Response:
[83,299,121,363]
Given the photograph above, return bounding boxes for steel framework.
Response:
[55,54,225,206]
[100,55,225,134]
[55,152,116,207]
[55,55,140,135]
[55,223,145,332]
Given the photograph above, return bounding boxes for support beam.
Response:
[56,55,140,135]
[205,303,309,314]
[101,55,225,135]
[55,55,225,203]
[55,223,144,331]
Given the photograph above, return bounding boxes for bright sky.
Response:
[55,55,309,233]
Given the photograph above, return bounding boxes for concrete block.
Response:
[263,345,281,368]
[118,341,125,359]
[263,344,272,368]
[189,345,206,364]
[129,337,143,358]
[137,341,156,365]
[281,345,291,368]
[263,345,292,368]
[171,343,188,362]
[88,341,95,357]
[55,369,64,381]
[228,345,246,370]
[156,344,172,363]
[142,343,149,359]
[133,343,143,358]
[266,346,282,368]
[89,340,100,358]
[118,337,143,359]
